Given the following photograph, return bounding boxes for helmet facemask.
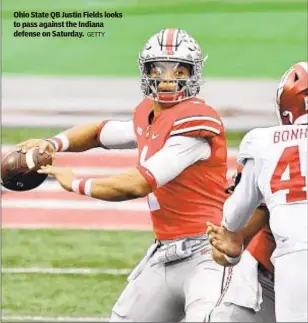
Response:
[138,29,206,104]
[140,60,202,104]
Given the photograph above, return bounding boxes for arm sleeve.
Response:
[97,119,137,149]
[237,128,261,165]
[222,159,263,232]
[137,135,211,190]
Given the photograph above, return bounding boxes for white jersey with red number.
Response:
[238,124,308,259]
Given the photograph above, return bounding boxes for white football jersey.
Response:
[238,124,308,258]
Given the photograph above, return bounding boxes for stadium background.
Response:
[1,0,307,321]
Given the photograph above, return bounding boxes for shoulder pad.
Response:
[170,100,223,138]
[237,128,265,165]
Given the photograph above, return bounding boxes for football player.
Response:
[208,170,276,322]
[207,62,308,322]
[16,29,261,322]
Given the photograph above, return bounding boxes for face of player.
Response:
[148,61,191,93]
[144,61,193,109]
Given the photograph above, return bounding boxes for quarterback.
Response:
[17,29,259,322]
[207,62,308,322]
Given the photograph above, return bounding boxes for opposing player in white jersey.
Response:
[207,61,308,322]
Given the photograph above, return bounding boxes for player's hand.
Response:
[211,245,233,267]
[38,165,75,191]
[16,139,56,155]
[206,221,243,258]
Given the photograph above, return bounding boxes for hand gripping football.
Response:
[1,148,53,191]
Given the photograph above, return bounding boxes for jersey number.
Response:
[270,146,306,203]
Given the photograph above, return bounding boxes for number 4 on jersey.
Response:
[270,146,307,203]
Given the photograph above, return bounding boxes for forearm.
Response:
[72,168,151,202]
[242,207,269,247]
[49,118,137,153]
[222,159,262,232]
[223,194,257,234]
[91,174,144,201]
[49,122,101,152]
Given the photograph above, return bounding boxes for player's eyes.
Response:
[150,67,188,78]
[150,68,163,77]
[174,71,186,78]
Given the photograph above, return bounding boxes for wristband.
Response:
[46,134,69,152]
[223,244,244,265]
[71,179,93,197]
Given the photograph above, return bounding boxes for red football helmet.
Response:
[276,62,308,125]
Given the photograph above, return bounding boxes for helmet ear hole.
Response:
[282,111,294,124]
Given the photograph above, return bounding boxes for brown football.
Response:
[1,148,53,191]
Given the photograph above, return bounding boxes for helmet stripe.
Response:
[165,28,177,55]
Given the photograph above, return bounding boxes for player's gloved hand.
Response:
[16,139,56,155]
